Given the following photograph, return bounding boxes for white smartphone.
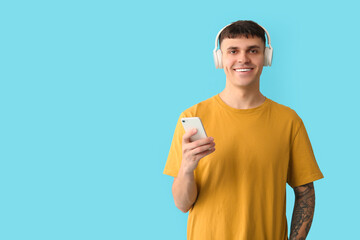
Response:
[181,117,208,142]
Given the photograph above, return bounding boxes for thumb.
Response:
[183,128,198,143]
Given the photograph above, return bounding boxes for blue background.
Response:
[1,0,359,239]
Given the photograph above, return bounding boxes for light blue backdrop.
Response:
[1,0,359,239]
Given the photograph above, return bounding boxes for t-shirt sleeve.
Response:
[287,120,324,188]
[163,112,186,177]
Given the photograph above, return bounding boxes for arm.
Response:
[172,169,198,213]
[289,182,315,240]
[172,128,215,213]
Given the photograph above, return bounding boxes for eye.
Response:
[229,50,237,54]
[249,49,258,54]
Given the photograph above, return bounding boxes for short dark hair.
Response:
[219,20,266,46]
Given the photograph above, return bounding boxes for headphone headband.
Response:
[213,22,273,68]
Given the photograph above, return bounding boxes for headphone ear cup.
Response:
[264,47,273,66]
[216,50,223,69]
[213,49,222,68]
[213,50,219,68]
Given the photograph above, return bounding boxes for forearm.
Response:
[172,167,198,213]
[289,183,315,240]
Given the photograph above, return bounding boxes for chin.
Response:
[232,80,259,89]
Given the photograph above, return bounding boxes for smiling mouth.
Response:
[234,68,253,72]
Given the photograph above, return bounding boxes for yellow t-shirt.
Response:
[163,94,324,240]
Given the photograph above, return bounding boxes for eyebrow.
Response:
[226,45,261,50]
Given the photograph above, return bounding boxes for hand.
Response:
[180,128,215,174]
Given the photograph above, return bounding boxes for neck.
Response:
[219,79,266,109]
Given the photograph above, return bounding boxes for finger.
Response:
[185,140,214,155]
[191,143,216,155]
[188,137,215,151]
[192,147,216,162]
[182,128,198,144]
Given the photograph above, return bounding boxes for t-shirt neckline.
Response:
[214,94,271,114]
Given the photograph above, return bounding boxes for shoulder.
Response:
[267,99,305,135]
[268,98,302,123]
[180,95,218,118]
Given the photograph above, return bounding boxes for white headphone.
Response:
[213,23,273,68]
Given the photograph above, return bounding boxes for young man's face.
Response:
[220,36,265,89]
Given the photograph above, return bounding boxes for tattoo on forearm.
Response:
[289,182,315,240]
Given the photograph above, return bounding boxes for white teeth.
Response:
[235,68,252,72]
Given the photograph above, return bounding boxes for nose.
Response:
[238,51,250,64]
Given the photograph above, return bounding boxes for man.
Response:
[163,20,324,240]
